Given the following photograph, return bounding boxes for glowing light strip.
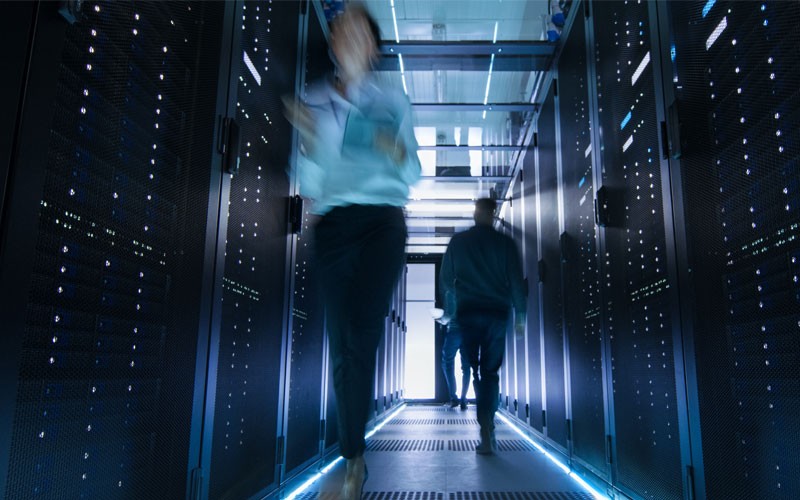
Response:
[284,405,407,500]
[495,413,608,500]
[398,53,408,94]
[243,50,261,86]
[483,53,495,105]
[584,144,592,158]
[631,51,650,86]
[620,111,632,130]
[492,21,499,44]
[702,0,716,18]
[706,16,727,50]
[391,1,400,43]
[623,135,634,152]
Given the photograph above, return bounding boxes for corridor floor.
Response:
[297,404,598,499]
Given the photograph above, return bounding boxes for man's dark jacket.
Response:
[440,224,527,320]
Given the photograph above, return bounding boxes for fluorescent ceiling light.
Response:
[406,245,447,254]
[405,219,474,228]
[407,236,452,245]
[406,202,476,213]
[410,187,482,200]
[391,0,400,43]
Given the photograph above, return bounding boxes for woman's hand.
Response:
[374,128,407,165]
[282,95,317,153]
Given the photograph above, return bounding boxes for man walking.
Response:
[439,198,526,454]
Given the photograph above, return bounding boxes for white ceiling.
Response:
[363,0,551,253]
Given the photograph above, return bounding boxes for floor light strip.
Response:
[283,405,407,500]
[495,412,609,500]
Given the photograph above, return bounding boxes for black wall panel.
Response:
[593,2,683,498]
[537,83,568,449]
[557,15,606,476]
[522,143,543,433]
[208,1,299,498]
[3,3,224,499]
[666,1,800,497]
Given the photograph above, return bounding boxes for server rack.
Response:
[0,2,235,499]
[660,1,800,498]
[202,0,300,498]
[556,5,607,481]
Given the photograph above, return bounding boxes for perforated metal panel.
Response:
[592,2,683,498]
[3,2,224,499]
[537,83,567,449]
[296,493,444,500]
[556,15,606,476]
[365,439,445,452]
[207,1,299,498]
[666,1,800,497]
[450,494,592,500]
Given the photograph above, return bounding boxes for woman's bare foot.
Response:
[340,455,367,500]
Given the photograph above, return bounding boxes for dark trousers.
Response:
[314,205,407,459]
[459,310,508,432]
[441,323,475,402]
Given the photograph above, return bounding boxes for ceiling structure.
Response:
[365,0,555,253]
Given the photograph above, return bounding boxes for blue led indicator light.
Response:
[702,0,716,18]
[579,176,586,188]
[621,111,632,130]
[671,44,676,62]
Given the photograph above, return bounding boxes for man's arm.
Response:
[506,237,527,329]
[440,244,456,321]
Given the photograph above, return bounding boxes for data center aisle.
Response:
[298,404,596,499]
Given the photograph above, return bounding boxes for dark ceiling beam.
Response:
[419,175,511,182]
[379,41,554,72]
[412,103,537,113]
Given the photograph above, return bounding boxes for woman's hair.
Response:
[332,2,382,48]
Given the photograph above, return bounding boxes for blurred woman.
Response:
[284,3,420,498]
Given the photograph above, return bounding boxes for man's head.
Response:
[474,198,497,226]
[330,3,381,84]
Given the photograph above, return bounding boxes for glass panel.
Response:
[371,0,550,42]
[377,70,538,105]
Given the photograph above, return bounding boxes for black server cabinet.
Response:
[662,1,800,498]
[536,82,569,451]
[592,2,685,498]
[204,1,299,498]
[522,140,543,433]
[283,1,331,479]
[509,177,528,422]
[0,2,232,499]
[0,2,38,226]
[556,11,607,478]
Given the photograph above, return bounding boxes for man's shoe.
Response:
[459,400,468,411]
[446,399,459,408]
[476,428,496,455]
